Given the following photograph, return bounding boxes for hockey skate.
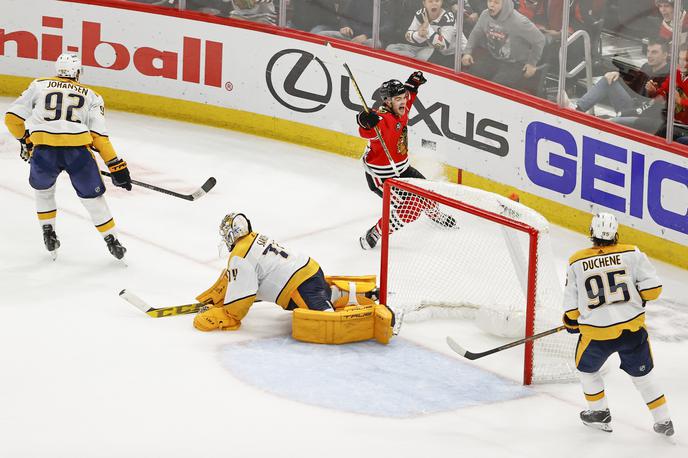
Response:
[104,234,127,260]
[359,226,381,250]
[580,409,612,432]
[42,224,60,260]
[653,419,675,437]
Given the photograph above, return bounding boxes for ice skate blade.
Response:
[49,250,57,261]
[582,421,612,433]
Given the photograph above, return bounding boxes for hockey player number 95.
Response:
[44,91,85,123]
[584,269,631,309]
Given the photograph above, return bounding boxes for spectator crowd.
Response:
[123,1,688,141]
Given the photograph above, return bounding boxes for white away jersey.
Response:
[225,232,320,308]
[6,77,108,146]
[405,9,466,55]
[563,244,662,340]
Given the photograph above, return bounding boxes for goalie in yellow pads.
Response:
[193,212,394,344]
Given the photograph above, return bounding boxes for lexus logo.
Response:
[266,49,333,113]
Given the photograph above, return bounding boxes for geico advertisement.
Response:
[1,0,686,245]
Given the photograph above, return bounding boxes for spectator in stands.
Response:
[230,0,277,25]
[317,0,376,46]
[452,0,488,36]
[649,44,688,139]
[516,0,568,65]
[386,0,467,63]
[462,0,545,91]
[384,0,423,46]
[568,38,669,122]
[657,0,688,44]
[290,0,343,33]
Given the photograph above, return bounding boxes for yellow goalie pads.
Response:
[292,303,394,345]
[325,275,377,309]
[195,269,229,307]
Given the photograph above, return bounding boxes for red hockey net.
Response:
[379,178,576,385]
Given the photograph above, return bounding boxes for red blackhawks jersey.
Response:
[359,91,417,178]
[656,70,688,124]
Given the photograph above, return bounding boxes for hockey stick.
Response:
[100,171,216,201]
[446,325,566,360]
[325,42,400,176]
[119,289,207,317]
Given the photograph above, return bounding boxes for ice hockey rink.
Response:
[0,97,686,457]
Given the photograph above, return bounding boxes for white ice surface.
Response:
[0,98,686,457]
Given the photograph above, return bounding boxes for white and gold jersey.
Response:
[5,77,118,162]
[563,244,662,340]
[222,232,320,319]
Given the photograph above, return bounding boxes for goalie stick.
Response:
[446,325,566,360]
[100,171,216,201]
[119,289,207,317]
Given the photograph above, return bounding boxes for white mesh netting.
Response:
[383,179,577,384]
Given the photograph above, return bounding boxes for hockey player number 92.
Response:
[44,91,85,123]
[584,269,631,309]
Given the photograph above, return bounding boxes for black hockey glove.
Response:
[404,71,427,93]
[357,110,381,130]
[107,158,132,191]
[18,130,33,163]
[563,313,580,334]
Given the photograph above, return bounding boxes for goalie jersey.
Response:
[222,232,320,319]
[4,77,118,162]
[563,244,662,340]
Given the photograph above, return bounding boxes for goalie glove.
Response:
[18,130,33,163]
[107,158,132,191]
[404,71,427,93]
[357,110,381,130]
[563,313,580,334]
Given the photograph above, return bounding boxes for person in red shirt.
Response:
[356,71,456,250]
[648,44,688,138]
[657,0,688,44]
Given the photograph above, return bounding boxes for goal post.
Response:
[379,178,576,385]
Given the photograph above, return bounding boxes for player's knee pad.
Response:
[292,304,393,345]
[196,269,229,307]
[326,275,378,309]
[577,370,605,392]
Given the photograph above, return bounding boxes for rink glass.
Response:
[82,0,688,148]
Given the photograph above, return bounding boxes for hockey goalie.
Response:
[193,212,394,344]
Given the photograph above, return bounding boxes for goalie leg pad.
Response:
[326,275,378,309]
[374,304,394,344]
[196,269,229,306]
[292,304,393,345]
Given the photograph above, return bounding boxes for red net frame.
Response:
[379,178,540,385]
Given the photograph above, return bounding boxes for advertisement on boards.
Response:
[1,0,686,246]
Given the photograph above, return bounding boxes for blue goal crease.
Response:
[219,337,534,418]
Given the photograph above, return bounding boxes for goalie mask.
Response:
[220,212,252,250]
[55,53,82,79]
[590,212,618,244]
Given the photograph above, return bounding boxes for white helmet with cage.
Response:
[55,53,82,79]
[219,212,252,250]
[590,212,618,242]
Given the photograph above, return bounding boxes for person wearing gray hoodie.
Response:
[461,0,545,92]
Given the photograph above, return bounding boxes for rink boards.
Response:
[1,0,687,267]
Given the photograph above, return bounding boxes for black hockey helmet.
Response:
[379,79,407,101]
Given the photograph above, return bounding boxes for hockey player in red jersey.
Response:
[357,71,455,249]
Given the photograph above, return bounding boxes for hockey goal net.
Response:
[379,178,576,384]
